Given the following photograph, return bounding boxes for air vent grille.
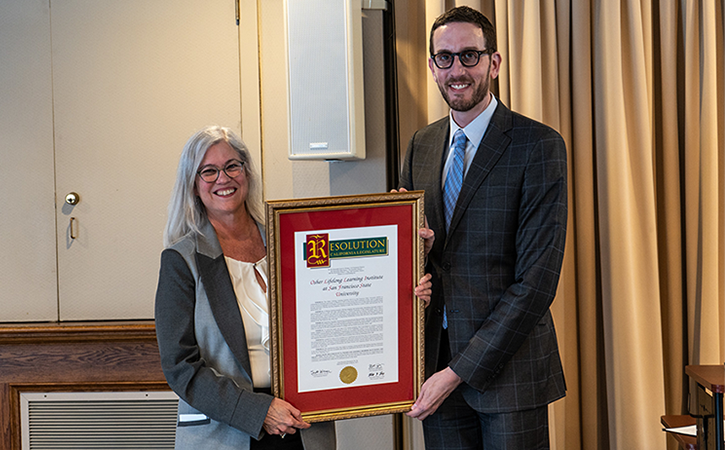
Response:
[21,392,178,449]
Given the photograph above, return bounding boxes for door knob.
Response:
[65,192,80,205]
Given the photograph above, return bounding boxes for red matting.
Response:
[277,203,415,415]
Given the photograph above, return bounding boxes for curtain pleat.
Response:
[683,0,723,366]
[425,0,448,122]
[569,1,608,448]
[593,1,668,448]
[655,1,688,435]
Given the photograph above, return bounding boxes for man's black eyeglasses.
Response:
[197,160,245,183]
[431,49,493,69]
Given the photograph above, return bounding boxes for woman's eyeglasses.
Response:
[197,160,245,183]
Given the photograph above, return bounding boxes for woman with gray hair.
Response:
[155,126,336,449]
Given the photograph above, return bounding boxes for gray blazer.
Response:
[155,219,336,449]
[400,101,567,413]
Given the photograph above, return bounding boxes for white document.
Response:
[664,421,725,440]
[664,424,697,437]
[294,225,399,393]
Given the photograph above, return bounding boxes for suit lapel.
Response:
[422,119,450,243]
[195,221,253,377]
[446,104,513,243]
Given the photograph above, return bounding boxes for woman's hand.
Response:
[263,398,310,437]
[415,273,433,308]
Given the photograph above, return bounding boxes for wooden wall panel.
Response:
[0,321,169,450]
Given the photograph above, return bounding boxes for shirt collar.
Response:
[448,93,498,148]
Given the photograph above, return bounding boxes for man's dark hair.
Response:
[429,6,497,56]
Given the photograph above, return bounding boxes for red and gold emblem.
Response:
[305,234,329,268]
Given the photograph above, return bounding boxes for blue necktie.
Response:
[443,129,467,231]
[441,129,466,329]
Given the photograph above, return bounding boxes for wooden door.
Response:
[0,1,57,321]
[52,0,242,320]
[0,0,243,320]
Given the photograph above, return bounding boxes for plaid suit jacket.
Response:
[400,102,567,413]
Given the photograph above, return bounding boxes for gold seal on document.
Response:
[339,366,358,384]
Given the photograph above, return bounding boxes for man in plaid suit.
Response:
[400,6,567,449]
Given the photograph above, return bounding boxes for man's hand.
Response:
[406,367,462,421]
[418,218,434,257]
[415,273,433,308]
[263,398,310,437]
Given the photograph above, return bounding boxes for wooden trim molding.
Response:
[0,321,159,343]
[0,321,169,450]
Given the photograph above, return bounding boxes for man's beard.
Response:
[436,65,491,112]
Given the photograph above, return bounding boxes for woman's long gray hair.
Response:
[163,126,264,247]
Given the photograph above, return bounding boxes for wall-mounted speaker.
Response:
[285,0,366,160]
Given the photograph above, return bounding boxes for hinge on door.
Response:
[235,0,240,25]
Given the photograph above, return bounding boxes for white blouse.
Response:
[224,255,271,388]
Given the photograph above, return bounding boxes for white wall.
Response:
[257,3,388,201]
[254,2,400,449]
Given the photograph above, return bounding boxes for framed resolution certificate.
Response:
[265,191,425,422]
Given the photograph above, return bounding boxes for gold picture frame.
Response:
[265,191,425,423]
